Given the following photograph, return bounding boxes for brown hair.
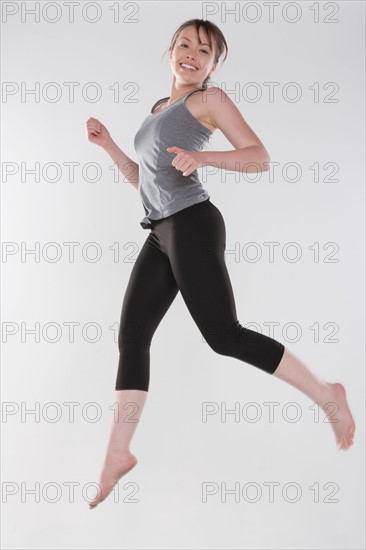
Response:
[165,19,228,89]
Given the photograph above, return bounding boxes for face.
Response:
[169,25,217,86]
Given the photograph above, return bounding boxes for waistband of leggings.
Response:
[151,198,211,227]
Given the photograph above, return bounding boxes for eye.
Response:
[179,43,209,55]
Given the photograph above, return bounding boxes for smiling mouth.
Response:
[179,63,198,71]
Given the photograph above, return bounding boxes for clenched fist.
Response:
[86,117,112,149]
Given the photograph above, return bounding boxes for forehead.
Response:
[177,25,211,45]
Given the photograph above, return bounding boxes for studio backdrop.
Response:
[1,1,365,549]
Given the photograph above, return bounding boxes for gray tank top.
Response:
[134,86,213,229]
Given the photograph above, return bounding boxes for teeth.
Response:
[180,63,197,70]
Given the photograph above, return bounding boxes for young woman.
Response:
[85,19,355,509]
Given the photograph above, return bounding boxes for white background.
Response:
[1,1,365,549]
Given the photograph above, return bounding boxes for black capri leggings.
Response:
[115,198,285,391]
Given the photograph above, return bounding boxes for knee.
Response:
[206,340,230,356]
[200,320,241,356]
[201,320,264,356]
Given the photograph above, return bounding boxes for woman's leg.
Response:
[89,234,179,508]
[164,201,285,373]
[273,349,355,450]
[115,232,179,392]
[89,389,147,509]
[163,200,355,451]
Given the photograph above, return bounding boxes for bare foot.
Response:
[88,451,138,509]
[320,382,356,451]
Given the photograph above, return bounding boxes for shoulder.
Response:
[198,87,233,119]
[192,87,233,132]
[187,86,227,107]
[201,86,229,107]
[199,87,266,150]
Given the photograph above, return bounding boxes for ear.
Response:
[209,63,217,77]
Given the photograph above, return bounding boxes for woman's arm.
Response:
[86,117,139,189]
[201,87,271,173]
[104,140,139,190]
[200,145,270,173]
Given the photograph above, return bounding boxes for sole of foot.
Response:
[324,382,356,451]
[88,453,138,509]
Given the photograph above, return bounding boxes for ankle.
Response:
[318,381,343,408]
[105,447,135,461]
[313,380,334,404]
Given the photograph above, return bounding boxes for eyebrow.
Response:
[179,36,211,49]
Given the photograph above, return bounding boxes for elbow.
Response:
[259,146,270,172]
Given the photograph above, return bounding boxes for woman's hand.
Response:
[166,146,204,177]
[86,117,113,149]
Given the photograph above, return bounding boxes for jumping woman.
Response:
[85,18,355,509]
